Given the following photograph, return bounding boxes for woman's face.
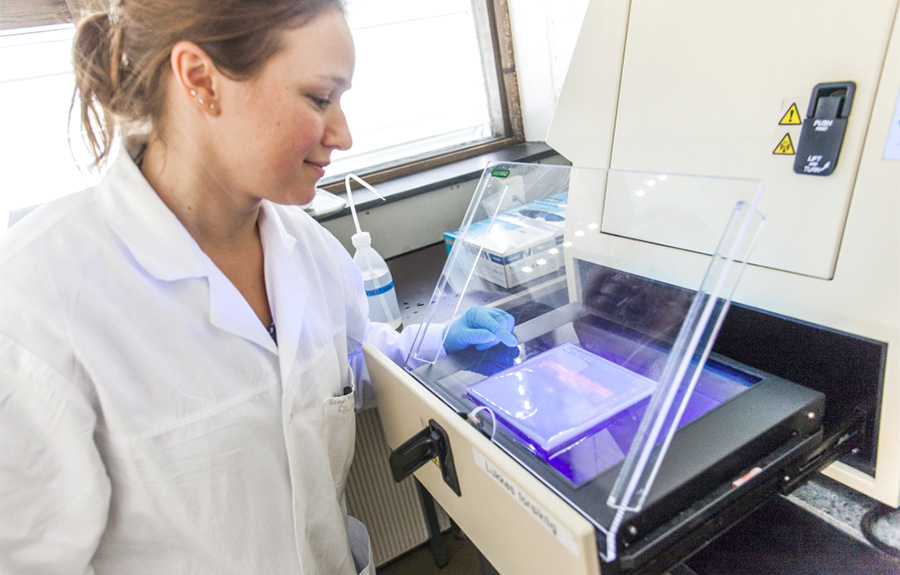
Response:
[209,8,355,208]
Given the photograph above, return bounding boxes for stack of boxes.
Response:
[443,192,568,289]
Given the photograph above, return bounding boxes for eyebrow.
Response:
[313,74,352,91]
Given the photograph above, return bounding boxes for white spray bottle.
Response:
[345,174,402,329]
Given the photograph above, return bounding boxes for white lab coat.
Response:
[0,152,444,574]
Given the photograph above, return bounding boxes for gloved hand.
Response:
[443,306,518,353]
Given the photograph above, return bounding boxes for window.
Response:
[0,0,522,233]
[326,0,520,184]
[0,24,93,231]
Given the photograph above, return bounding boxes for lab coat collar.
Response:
[98,150,207,281]
[259,202,309,382]
[98,151,279,355]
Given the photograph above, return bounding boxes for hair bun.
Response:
[72,11,118,163]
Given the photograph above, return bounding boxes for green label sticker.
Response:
[491,168,510,178]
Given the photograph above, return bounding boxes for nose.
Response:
[324,106,353,151]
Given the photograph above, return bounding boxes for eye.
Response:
[309,95,331,110]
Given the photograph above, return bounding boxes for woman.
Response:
[0,1,515,573]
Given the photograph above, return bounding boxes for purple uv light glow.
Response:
[467,343,658,455]
[468,343,758,486]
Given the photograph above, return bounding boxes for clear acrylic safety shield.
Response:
[404,162,765,561]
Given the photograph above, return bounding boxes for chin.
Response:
[292,188,319,207]
[268,184,317,207]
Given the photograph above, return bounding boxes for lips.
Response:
[305,160,328,177]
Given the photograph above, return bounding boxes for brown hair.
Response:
[72,0,345,167]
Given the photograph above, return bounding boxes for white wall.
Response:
[507,0,590,142]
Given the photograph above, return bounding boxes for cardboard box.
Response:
[445,216,563,289]
[501,193,568,234]
[443,192,568,253]
[442,193,569,289]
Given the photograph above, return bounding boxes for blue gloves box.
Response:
[443,193,568,289]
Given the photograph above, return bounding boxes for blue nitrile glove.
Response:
[443,306,518,353]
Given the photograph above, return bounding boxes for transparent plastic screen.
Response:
[403,162,765,561]
[407,162,573,366]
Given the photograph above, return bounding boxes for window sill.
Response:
[315,141,560,222]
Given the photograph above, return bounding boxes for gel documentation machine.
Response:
[364,1,900,574]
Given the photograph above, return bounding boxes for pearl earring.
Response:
[190,89,197,97]
[209,103,216,111]
[198,98,205,105]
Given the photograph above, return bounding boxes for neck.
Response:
[140,134,272,328]
[140,135,261,251]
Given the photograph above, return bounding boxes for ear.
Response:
[170,41,221,116]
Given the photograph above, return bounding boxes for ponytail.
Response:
[71,11,121,167]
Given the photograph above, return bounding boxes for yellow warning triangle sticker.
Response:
[773,133,795,155]
[779,103,802,125]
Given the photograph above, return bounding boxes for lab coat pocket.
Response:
[322,370,356,496]
[348,515,375,575]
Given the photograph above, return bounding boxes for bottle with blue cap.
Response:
[345,175,402,329]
